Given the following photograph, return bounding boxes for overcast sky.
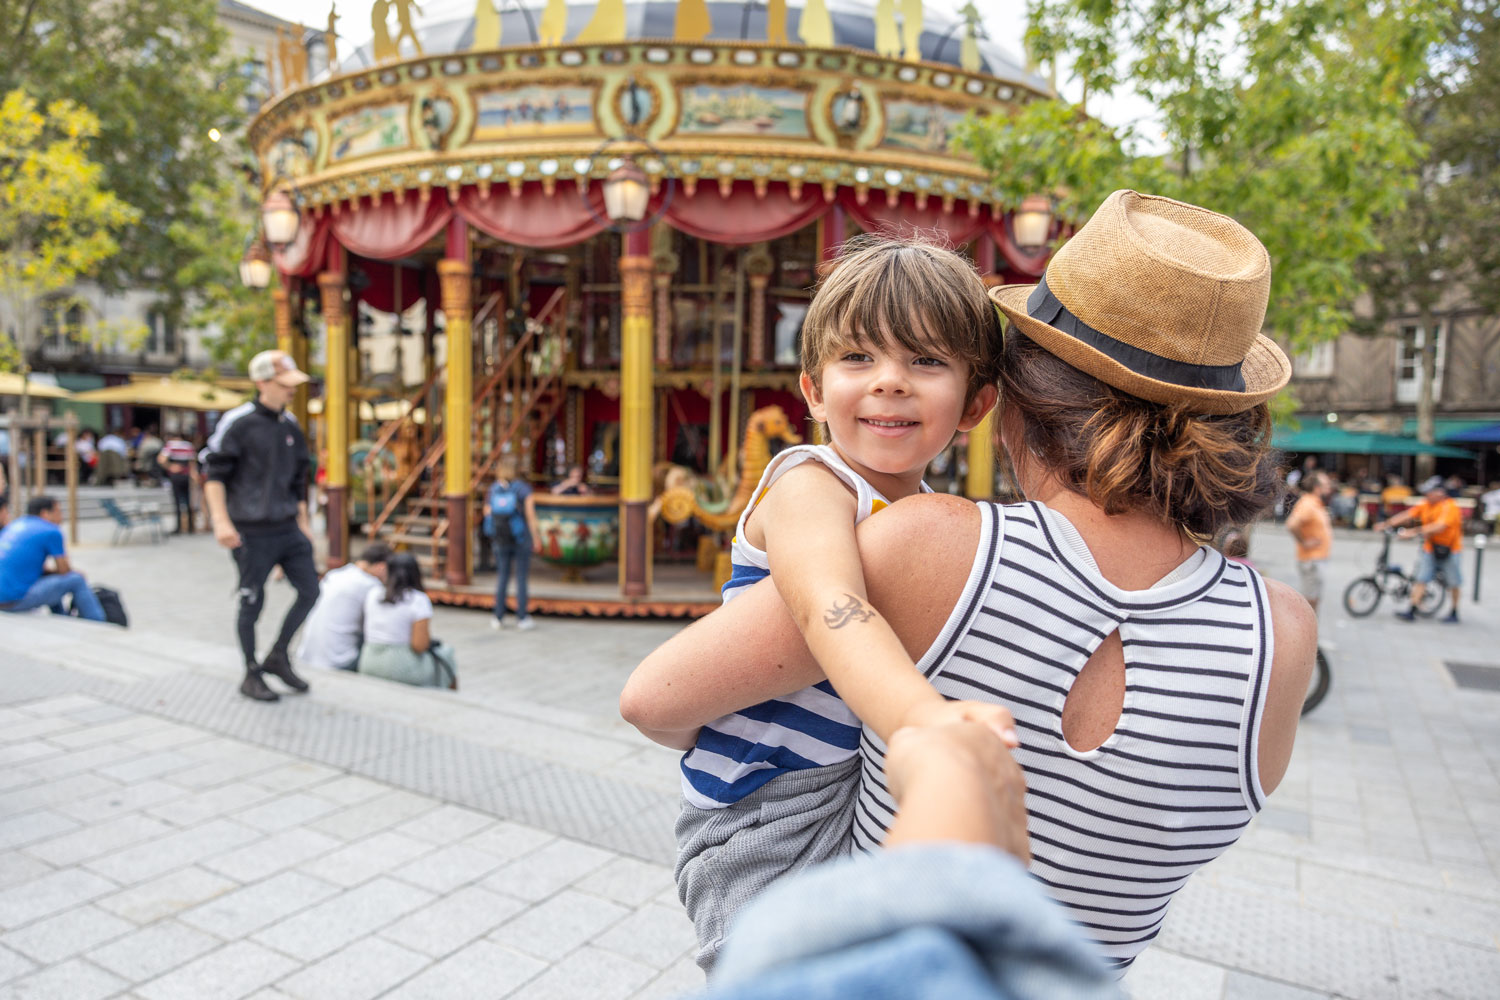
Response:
[241,0,1159,139]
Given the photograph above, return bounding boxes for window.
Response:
[1396,322,1445,404]
[145,310,178,355]
[1294,340,1335,379]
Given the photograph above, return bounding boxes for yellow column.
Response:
[965,411,995,500]
[318,271,350,566]
[273,283,309,429]
[619,232,654,597]
[438,258,473,587]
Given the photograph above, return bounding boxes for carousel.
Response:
[243,0,1059,616]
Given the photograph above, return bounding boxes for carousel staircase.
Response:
[363,288,569,582]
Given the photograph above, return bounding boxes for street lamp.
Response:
[602,157,650,224]
[261,188,301,247]
[1013,194,1054,249]
[239,235,273,289]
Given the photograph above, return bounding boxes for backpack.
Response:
[71,586,128,627]
[487,482,523,543]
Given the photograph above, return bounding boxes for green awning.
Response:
[1397,418,1499,442]
[1274,426,1474,459]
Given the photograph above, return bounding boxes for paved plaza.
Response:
[2,505,1499,998]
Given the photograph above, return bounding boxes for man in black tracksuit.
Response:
[203,350,320,702]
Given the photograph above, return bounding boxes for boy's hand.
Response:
[899,698,1020,749]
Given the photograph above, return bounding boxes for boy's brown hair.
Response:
[801,235,1002,401]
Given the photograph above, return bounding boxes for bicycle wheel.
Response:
[1302,647,1331,716]
[1343,577,1382,617]
[1415,579,1446,617]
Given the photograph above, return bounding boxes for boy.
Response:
[633,238,1016,970]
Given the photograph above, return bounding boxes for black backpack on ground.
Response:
[70,586,128,627]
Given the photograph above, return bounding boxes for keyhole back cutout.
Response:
[1061,628,1127,752]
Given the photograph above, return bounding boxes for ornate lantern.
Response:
[238,236,273,289]
[1013,194,1054,249]
[260,188,302,247]
[602,157,650,223]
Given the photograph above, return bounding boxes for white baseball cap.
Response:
[248,349,310,387]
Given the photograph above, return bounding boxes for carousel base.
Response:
[428,560,722,619]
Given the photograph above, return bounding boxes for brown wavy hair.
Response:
[998,332,1282,537]
[801,235,1002,402]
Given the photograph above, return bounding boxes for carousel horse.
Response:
[657,405,803,534]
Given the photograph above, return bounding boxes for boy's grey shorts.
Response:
[674,756,861,974]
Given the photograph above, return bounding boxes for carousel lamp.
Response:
[260,187,302,247]
[1013,194,1054,249]
[603,157,650,223]
[239,236,273,289]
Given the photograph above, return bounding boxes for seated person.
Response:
[357,553,454,687]
[0,495,105,621]
[550,464,591,495]
[296,543,391,671]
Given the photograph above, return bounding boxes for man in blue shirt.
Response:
[0,496,105,621]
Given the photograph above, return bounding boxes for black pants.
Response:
[168,473,192,531]
[231,525,320,668]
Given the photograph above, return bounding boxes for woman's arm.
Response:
[620,493,984,739]
[1255,578,1318,794]
[410,616,431,653]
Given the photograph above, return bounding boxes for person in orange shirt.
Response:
[1377,475,1463,623]
[1286,471,1334,614]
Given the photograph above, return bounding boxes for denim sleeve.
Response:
[710,844,1121,1000]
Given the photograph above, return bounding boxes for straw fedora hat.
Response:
[990,190,1291,414]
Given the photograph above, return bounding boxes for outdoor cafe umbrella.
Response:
[1273,425,1474,459]
[70,379,248,411]
[0,371,73,399]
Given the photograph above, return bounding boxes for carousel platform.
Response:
[428,559,722,619]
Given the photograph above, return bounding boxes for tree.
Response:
[171,179,276,373]
[1,0,248,330]
[1359,1,1500,477]
[957,0,1446,360]
[0,90,139,383]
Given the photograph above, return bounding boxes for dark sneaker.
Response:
[240,669,280,702]
[261,650,310,693]
[1443,612,1460,624]
[1394,609,1416,622]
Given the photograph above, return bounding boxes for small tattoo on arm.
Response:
[824,594,877,629]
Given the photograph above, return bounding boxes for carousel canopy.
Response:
[331,2,1047,91]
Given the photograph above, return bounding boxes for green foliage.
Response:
[171,180,276,373]
[1,0,248,325]
[959,0,1446,355]
[0,89,140,368]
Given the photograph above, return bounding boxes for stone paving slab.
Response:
[0,518,1498,997]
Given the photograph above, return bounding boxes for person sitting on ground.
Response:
[1377,475,1464,623]
[550,464,591,495]
[705,720,1120,1000]
[0,495,105,621]
[357,552,455,687]
[297,542,391,671]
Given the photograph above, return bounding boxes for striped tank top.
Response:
[681,445,922,809]
[852,501,1274,974]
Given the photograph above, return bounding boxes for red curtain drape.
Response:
[329,191,454,260]
[455,182,610,249]
[663,181,831,245]
[273,214,333,278]
[353,259,431,313]
[839,190,990,247]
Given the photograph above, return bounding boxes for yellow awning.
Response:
[0,372,73,399]
[70,379,248,411]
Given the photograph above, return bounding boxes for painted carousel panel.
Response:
[880,99,969,153]
[330,102,412,162]
[472,86,596,141]
[677,85,809,138]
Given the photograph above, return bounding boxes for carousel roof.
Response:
[333,1,1049,93]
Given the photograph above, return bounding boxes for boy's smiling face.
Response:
[801,327,995,501]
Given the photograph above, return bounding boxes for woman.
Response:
[485,456,540,630]
[357,552,453,687]
[622,191,1316,975]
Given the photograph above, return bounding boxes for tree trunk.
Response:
[1414,307,1439,482]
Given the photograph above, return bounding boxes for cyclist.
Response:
[1286,470,1334,615]
[1376,475,1463,623]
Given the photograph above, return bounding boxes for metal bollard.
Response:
[1474,533,1486,603]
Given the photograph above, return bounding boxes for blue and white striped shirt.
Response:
[680,445,924,809]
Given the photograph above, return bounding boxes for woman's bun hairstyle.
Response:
[999,333,1282,538]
